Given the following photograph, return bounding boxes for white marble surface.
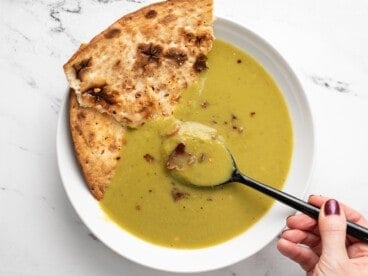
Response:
[1,0,368,275]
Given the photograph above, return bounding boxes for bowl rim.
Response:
[57,17,315,273]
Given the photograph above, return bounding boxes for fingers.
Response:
[281,229,320,249]
[287,213,317,230]
[309,195,368,243]
[318,199,349,261]
[281,195,368,266]
[309,195,368,227]
[277,238,319,272]
[287,195,368,232]
[286,213,318,233]
[347,242,368,258]
[308,194,329,207]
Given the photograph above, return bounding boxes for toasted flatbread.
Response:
[64,0,213,128]
[69,91,125,200]
[66,0,213,200]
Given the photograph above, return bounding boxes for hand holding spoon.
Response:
[163,121,368,242]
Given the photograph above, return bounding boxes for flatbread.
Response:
[64,0,213,128]
[69,91,125,200]
[66,0,213,200]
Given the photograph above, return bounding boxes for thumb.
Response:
[318,199,348,261]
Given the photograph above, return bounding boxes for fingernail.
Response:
[324,199,340,216]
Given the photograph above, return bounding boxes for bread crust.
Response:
[69,91,125,200]
[64,0,213,127]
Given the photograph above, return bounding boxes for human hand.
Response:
[277,195,368,275]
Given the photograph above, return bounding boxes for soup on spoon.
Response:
[162,121,234,187]
[164,122,368,242]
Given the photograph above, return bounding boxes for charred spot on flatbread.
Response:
[136,43,163,68]
[84,86,117,106]
[164,48,188,66]
[73,58,92,81]
[145,9,158,19]
[193,54,208,72]
[104,28,121,39]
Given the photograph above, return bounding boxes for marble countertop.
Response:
[1,0,368,275]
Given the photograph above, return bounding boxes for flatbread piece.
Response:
[66,0,213,200]
[64,0,214,128]
[69,91,125,200]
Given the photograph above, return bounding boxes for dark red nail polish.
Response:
[324,199,340,215]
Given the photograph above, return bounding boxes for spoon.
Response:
[164,121,368,242]
[227,160,368,242]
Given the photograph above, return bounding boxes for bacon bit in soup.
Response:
[166,143,196,170]
[201,101,209,109]
[174,143,185,154]
[229,113,244,134]
[143,153,155,163]
[171,187,189,202]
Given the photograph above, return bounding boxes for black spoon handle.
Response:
[231,171,368,243]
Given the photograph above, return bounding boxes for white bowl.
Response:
[57,17,314,273]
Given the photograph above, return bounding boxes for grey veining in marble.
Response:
[310,75,350,93]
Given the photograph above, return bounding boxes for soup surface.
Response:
[100,40,293,248]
